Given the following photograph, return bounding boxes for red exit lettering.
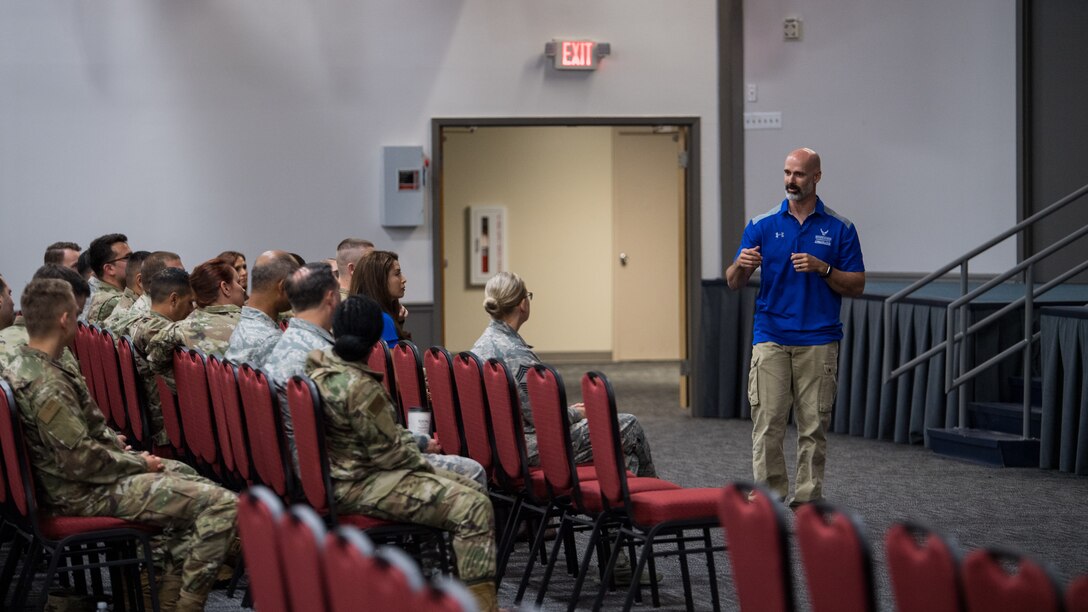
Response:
[561,41,595,68]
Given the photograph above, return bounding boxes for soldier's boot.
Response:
[467,582,499,612]
[173,590,208,612]
[158,570,184,612]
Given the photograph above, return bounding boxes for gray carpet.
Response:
[5,361,1087,611]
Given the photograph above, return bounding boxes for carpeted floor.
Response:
[4,361,1087,610]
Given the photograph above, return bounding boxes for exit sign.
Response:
[545,40,611,71]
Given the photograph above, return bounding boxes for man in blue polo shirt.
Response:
[726,147,865,508]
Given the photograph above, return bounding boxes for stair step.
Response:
[1008,376,1043,406]
[967,402,1042,437]
[927,427,1040,467]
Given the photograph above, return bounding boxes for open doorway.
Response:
[430,117,701,406]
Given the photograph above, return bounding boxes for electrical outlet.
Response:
[784,17,802,41]
[746,84,758,103]
[744,112,782,130]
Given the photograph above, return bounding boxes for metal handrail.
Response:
[881,181,1088,440]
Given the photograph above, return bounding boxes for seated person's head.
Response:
[21,279,78,342]
[285,262,339,314]
[76,250,94,280]
[32,264,92,314]
[88,233,131,288]
[249,250,301,310]
[140,251,184,291]
[483,271,529,320]
[190,258,245,308]
[0,274,14,330]
[335,238,374,286]
[350,250,403,313]
[125,251,151,295]
[148,268,195,322]
[43,241,81,271]
[331,294,384,363]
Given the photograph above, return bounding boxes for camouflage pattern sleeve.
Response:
[86,285,124,326]
[146,322,182,378]
[28,377,147,482]
[347,376,432,474]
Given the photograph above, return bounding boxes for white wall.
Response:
[0,0,719,300]
[742,0,1018,273]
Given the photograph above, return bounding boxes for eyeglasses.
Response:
[106,254,132,264]
[526,291,534,301]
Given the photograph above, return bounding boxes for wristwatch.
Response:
[821,264,833,278]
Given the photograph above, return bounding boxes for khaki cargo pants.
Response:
[748,341,838,505]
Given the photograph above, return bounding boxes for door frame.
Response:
[430,116,701,376]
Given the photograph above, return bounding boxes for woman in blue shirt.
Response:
[349,249,409,346]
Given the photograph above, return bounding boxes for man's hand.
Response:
[726,246,761,290]
[736,246,762,270]
[790,252,828,275]
[425,437,443,454]
[140,452,164,473]
[399,305,409,322]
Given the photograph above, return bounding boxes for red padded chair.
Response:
[85,326,113,423]
[0,379,161,611]
[366,340,399,407]
[452,352,496,479]
[578,369,721,612]
[205,355,239,481]
[74,322,100,407]
[284,374,449,561]
[717,482,795,612]
[238,486,291,612]
[208,355,255,487]
[885,522,962,612]
[323,526,378,612]
[423,346,468,458]
[173,348,222,477]
[480,357,552,584]
[156,375,186,459]
[1067,574,1088,612]
[961,547,1062,612]
[390,340,428,427]
[116,336,152,449]
[96,328,130,435]
[424,575,480,612]
[236,364,295,500]
[280,504,331,612]
[795,501,876,612]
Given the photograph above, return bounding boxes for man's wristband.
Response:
[821,264,833,278]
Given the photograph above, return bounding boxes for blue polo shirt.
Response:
[736,197,865,346]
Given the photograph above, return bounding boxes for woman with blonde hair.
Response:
[471,271,657,477]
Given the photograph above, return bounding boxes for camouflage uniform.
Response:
[305,347,495,587]
[225,306,282,369]
[472,320,658,477]
[128,311,175,446]
[79,276,100,322]
[0,315,81,375]
[147,304,241,390]
[265,319,487,487]
[101,288,139,333]
[86,282,125,326]
[5,346,237,602]
[131,293,151,315]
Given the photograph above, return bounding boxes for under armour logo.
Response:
[775,232,785,239]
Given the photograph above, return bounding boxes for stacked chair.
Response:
[238,485,478,612]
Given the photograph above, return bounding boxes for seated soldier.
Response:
[107,250,186,338]
[335,237,374,301]
[225,250,298,368]
[0,265,89,374]
[265,264,487,487]
[305,294,499,611]
[0,273,13,332]
[43,241,82,271]
[85,233,133,325]
[147,258,245,390]
[5,278,238,611]
[127,268,196,448]
[102,250,150,332]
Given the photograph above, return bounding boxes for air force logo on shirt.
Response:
[815,228,832,246]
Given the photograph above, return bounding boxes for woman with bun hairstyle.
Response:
[471,271,658,477]
[146,257,245,388]
[348,250,408,345]
[304,295,500,611]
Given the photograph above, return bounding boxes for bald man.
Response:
[225,250,300,368]
[726,147,866,509]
